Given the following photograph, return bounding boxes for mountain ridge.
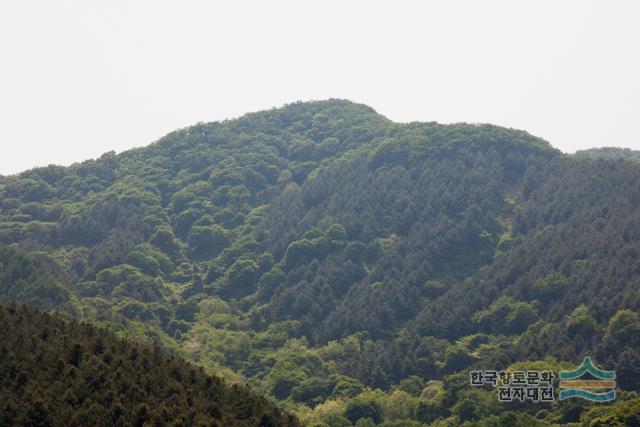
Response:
[1,100,639,426]
[3,99,559,180]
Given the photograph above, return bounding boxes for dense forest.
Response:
[0,302,298,426]
[1,100,640,426]
[573,147,640,161]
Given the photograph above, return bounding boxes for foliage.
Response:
[0,303,298,426]
[1,100,639,425]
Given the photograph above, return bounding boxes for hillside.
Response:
[574,147,640,161]
[1,100,640,425]
[0,302,298,426]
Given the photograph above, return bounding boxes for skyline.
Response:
[2,1,639,175]
[0,97,632,177]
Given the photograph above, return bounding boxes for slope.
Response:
[1,100,640,425]
[0,302,299,426]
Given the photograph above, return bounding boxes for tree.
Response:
[397,376,424,397]
[607,309,640,343]
[443,345,476,373]
[218,259,260,299]
[344,242,367,263]
[345,399,383,425]
[615,347,640,390]
[566,305,597,338]
[149,226,180,258]
[474,297,539,335]
[505,302,539,334]
[354,418,376,427]
[187,225,230,259]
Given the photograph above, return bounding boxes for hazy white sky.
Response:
[1,1,639,175]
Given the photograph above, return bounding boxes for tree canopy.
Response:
[1,99,639,425]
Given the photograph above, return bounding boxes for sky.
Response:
[1,1,639,175]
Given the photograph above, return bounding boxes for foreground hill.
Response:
[1,100,640,425]
[0,302,298,426]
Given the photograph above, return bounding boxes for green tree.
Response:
[443,345,476,373]
[566,305,598,338]
[218,259,260,299]
[187,225,230,259]
[345,399,383,425]
[149,225,180,258]
[607,309,640,342]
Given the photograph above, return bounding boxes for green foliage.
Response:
[397,376,424,397]
[574,146,640,161]
[149,225,181,258]
[291,377,335,406]
[422,280,447,298]
[451,388,501,424]
[607,309,640,342]
[331,375,365,399]
[125,250,161,276]
[580,396,640,426]
[345,399,383,425]
[472,411,547,426]
[284,239,322,269]
[93,264,162,302]
[529,272,571,301]
[0,246,73,312]
[217,258,260,299]
[474,297,539,335]
[344,241,368,263]
[566,304,598,338]
[354,418,376,427]
[1,100,639,425]
[0,303,299,426]
[505,302,540,333]
[443,345,477,374]
[187,225,230,259]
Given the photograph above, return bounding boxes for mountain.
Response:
[574,147,640,161]
[1,99,640,426]
[0,302,299,426]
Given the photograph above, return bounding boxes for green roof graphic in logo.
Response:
[559,357,616,401]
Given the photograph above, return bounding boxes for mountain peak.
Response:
[224,98,391,136]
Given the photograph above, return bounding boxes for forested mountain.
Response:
[1,100,640,426]
[0,303,298,426]
[574,147,640,161]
